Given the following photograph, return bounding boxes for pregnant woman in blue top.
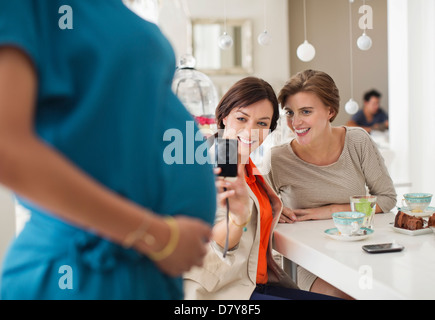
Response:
[0,0,216,299]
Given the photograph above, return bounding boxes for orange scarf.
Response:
[245,158,273,284]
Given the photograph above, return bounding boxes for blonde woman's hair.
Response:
[278,70,340,122]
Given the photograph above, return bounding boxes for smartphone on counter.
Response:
[362,243,404,254]
[215,138,238,177]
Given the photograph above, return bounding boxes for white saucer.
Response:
[389,223,433,236]
[324,228,374,241]
[397,206,435,218]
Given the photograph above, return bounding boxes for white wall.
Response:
[388,0,435,198]
[407,0,435,195]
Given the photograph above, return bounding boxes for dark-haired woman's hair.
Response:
[215,77,280,132]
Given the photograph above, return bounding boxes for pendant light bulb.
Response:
[345,98,359,115]
[357,32,372,51]
[297,0,315,62]
[219,0,233,50]
[218,32,233,50]
[258,30,272,46]
[258,0,271,46]
[297,40,316,62]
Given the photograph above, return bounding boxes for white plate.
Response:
[389,224,433,236]
[397,206,435,218]
[324,228,374,241]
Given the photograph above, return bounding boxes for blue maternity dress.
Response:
[0,0,216,299]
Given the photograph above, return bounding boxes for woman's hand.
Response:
[212,164,250,250]
[153,216,212,277]
[284,204,351,222]
[280,206,331,222]
[215,164,250,223]
[292,207,332,221]
[279,207,297,223]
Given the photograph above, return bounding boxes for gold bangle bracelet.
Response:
[122,218,155,249]
[229,211,252,230]
[147,216,180,261]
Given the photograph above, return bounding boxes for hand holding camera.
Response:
[213,138,251,255]
[214,138,250,221]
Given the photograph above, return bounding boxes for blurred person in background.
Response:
[346,89,389,133]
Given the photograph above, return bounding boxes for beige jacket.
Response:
[184,169,298,300]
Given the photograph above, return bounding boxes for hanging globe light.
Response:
[357,0,372,51]
[172,54,219,137]
[345,0,358,115]
[297,40,316,62]
[218,0,233,50]
[297,0,316,62]
[357,32,373,51]
[257,0,272,46]
[258,30,272,46]
[345,98,359,115]
[218,32,233,50]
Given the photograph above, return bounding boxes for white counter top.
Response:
[273,212,435,300]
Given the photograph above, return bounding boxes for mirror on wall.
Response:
[191,18,253,75]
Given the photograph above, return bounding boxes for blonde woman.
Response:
[265,70,396,299]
